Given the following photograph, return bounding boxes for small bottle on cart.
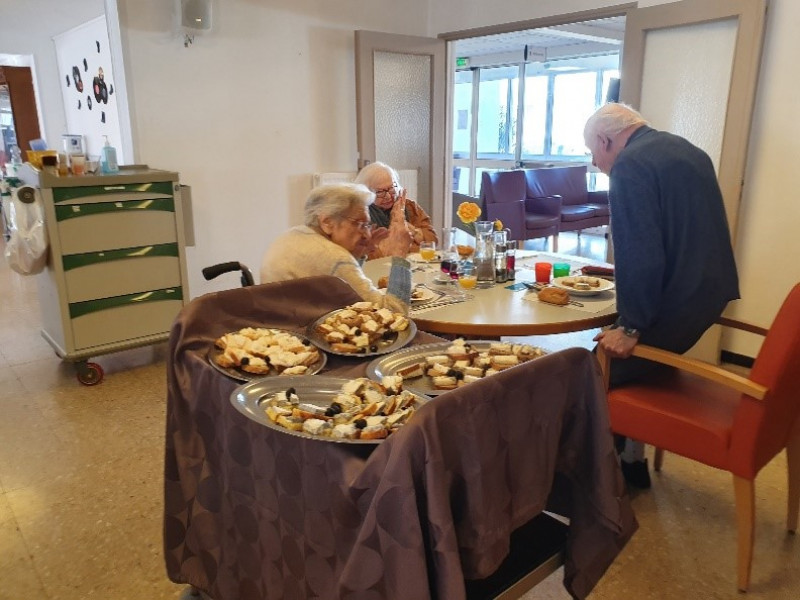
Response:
[100,135,119,173]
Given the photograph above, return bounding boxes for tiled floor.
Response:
[1,231,797,599]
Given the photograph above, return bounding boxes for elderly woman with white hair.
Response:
[260,182,413,313]
[354,162,437,260]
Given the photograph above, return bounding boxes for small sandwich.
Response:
[276,414,305,431]
[425,354,451,366]
[381,375,404,394]
[432,375,458,390]
[302,418,332,436]
[390,316,410,332]
[396,362,425,379]
[489,342,513,355]
[332,423,359,440]
[491,354,520,370]
[350,301,376,311]
[265,405,292,422]
[427,362,452,377]
[359,424,388,440]
[240,356,270,375]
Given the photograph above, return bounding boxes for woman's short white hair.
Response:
[584,103,649,141]
[304,183,375,228]
[353,161,399,191]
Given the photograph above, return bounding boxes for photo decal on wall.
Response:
[54,15,125,163]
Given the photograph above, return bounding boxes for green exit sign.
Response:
[456,57,469,68]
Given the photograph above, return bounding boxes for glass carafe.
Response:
[473,221,495,288]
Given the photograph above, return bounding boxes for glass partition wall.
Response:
[453,55,619,197]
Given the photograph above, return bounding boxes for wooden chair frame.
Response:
[598,315,800,591]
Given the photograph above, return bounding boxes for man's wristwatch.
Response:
[622,326,640,338]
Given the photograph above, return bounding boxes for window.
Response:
[452,57,619,197]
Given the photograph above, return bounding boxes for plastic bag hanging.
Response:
[4,185,48,275]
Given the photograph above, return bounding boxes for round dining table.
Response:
[363,251,618,337]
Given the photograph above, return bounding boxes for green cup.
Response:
[553,262,571,279]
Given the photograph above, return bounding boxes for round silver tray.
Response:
[365,340,546,397]
[306,307,417,358]
[208,329,326,383]
[230,375,428,444]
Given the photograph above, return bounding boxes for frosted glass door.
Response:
[355,31,446,222]
[620,0,768,238]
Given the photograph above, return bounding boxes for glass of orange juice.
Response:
[458,264,477,289]
[419,241,437,262]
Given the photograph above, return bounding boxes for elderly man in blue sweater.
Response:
[584,103,740,487]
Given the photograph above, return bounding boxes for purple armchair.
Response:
[480,170,561,245]
[524,165,610,234]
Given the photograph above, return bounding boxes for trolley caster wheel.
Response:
[76,362,104,386]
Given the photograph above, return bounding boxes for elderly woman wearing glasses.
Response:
[260,182,413,312]
[354,162,437,260]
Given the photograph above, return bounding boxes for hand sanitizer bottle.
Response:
[100,136,119,173]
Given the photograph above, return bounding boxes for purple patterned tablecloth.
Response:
[164,275,636,599]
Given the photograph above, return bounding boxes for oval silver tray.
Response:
[230,375,428,444]
[365,340,546,397]
[208,329,326,383]
[306,307,417,358]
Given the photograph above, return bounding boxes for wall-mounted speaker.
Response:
[181,0,212,32]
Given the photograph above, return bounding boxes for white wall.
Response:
[431,0,800,358]
[115,0,430,296]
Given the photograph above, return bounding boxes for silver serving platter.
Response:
[230,375,428,444]
[208,329,326,383]
[306,307,417,358]
[365,340,547,397]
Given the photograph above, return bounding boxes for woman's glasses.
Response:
[374,183,398,198]
[343,217,375,232]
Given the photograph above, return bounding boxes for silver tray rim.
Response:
[365,340,547,397]
[207,328,327,383]
[230,375,428,444]
[306,307,417,358]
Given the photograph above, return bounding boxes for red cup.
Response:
[534,262,552,283]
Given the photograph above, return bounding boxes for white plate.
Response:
[410,286,438,303]
[551,275,615,296]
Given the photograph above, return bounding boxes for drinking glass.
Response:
[419,241,437,262]
[553,262,571,279]
[534,262,553,283]
[458,264,477,289]
[70,154,86,176]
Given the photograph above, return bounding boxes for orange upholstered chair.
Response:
[598,283,800,591]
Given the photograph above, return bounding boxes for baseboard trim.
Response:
[720,350,755,369]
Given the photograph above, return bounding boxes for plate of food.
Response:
[410,285,440,304]
[307,301,417,357]
[551,275,615,296]
[230,376,427,444]
[209,327,326,382]
[366,338,547,396]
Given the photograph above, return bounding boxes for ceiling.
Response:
[453,16,626,63]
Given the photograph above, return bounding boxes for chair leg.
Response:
[551,234,558,252]
[787,433,800,533]
[653,447,664,471]
[733,475,755,592]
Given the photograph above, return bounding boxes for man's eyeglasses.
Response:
[343,217,375,232]
[374,183,398,198]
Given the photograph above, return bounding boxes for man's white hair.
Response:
[584,103,649,141]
